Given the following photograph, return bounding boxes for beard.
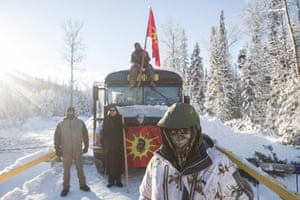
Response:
[67,113,74,119]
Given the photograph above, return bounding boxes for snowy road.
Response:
[1,159,143,199]
[0,117,57,171]
[0,116,143,199]
[0,116,299,199]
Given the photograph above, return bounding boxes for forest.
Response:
[0,72,91,127]
[1,0,300,145]
[162,0,300,145]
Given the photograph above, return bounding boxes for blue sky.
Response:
[0,0,246,83]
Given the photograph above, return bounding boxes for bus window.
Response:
[144,86,180,105]
[96,89,105,119]
[107,87,143,105]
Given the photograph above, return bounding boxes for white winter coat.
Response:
[139,147,251,200]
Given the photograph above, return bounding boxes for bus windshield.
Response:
[107,85,180,106]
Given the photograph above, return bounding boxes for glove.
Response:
[56,156,62,162]
[56,149,62,157]
[82,147,88,154]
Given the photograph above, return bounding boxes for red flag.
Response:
[146,8,160,67]
[125,125,162,167]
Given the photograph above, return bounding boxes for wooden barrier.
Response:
[0,151,56,183]
[216,145,300,200]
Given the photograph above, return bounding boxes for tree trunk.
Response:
[283,0,300,78]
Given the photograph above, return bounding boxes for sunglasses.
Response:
[165,128,191,136]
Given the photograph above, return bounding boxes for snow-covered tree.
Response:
[161,20,181,71]
[238,49,261,123]
[240,0,300,140]
[205,26,223,118]
[217,10,236,121]
[189,43,205,113]
[179,30,190,96]
[205,11,240,121]
[277,78,300,137]
[0,72,92,127]
[239,2,268,125]
[161,20,190,96]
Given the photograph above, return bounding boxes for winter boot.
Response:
[106,183,113,188]
[115,176,123,187]
[60,188,69,197]
[80,185,90,191]
[107,176,114,187]
[116,182,123,187]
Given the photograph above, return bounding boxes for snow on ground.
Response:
[0,115,299,199]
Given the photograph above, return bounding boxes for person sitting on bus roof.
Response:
[129,42,156,88]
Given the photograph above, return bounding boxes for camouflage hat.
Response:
[157,103,201,129]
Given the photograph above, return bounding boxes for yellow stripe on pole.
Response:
[0,151,56,183]
[215,145,300,200]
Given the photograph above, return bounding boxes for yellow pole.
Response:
[0,151,56,183]
[216,145,300,200]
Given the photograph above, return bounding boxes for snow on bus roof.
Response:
[93,67,182,87]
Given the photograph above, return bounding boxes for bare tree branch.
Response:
[62,19,85,106]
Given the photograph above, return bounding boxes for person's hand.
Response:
[82,147,88,154]
[56,149,62,157]
[56,156,62,162]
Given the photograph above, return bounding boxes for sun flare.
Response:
[0,70,41,119]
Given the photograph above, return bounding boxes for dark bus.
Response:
[92,68,185,173]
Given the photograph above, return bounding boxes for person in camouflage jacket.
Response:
[139,103,253,200]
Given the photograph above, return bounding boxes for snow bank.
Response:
[0,148,53,174]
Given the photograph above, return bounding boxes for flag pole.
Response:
[121,109,129,192]
[143,7,150,51]
[135,7,151,103]
[139,7,150,75]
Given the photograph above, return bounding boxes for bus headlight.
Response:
[137,114,145,125]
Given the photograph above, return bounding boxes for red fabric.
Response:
[146,8,160,67]
[126,125,162,168]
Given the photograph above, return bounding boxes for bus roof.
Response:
[105,68,182,85]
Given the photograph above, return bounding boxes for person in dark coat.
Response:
[101,105,124,187]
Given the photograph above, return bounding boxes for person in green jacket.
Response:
[54,107,90,197]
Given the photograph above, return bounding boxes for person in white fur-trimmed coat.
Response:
[139,103,253,200]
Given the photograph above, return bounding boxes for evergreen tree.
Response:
[242,0,300,140]
[178,30,190,96]
[217,10,236,121]
[189,43,205,112]
[238,49,260,122]
[264,0,287,131]
[243,0,271,126]
[205,26,223,118]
